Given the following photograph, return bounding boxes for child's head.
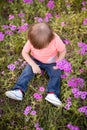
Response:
[28,22,54,49]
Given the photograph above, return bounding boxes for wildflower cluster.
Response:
[23,0,33,4]
[78,106,87,116]
[33,93,43,100]
[83,18,87,25]
[72,88,87,99]
[56,59,72,73]
[7,64,16,71]
[66,123,80,130]
[24,105,32,115]
[61,73,69,79]
[34,12,52,23]
[33,86,45,101]
[63,39,70,44]
[7,58,27,71]
[47,0,55,10]
[0,32,5,41]
[64,97,72,110]
[68,77,84,88]
[34,122,43,130]
[0,13,28,38]
[78,42,87,55]
[18,23,28,33]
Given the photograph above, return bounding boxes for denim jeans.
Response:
[12,57,61,97]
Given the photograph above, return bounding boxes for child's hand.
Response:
[32,64,41,74]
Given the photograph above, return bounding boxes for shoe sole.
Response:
[5,92,22,101]
[45,97,62,106]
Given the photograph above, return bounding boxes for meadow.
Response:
[0,0,87,130]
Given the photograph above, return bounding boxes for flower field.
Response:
[0,0,87,130]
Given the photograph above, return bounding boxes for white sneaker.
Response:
[5,89,23,101]
[45,94,62,106]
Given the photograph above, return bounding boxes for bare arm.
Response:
[57,47,66,62]
[53,48,66,69]
[22,50,41,74]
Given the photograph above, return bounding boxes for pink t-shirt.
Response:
[23,34,65,63]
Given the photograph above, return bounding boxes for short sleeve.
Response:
[22,40,31,53]
[55,34,66,52]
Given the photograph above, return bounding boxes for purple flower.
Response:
[66,97,72,102]
[47,0,55,10]
[8,0,13,3]
[68,77,84,88]
[66,124,80,130]
[9,24,17,31]
[72,88,79,94]
[5,30,13,35]
[7,64,16,71]
[61,22,65,27]
[74,93,80,98]
[82,7,86,11]
[61,73,68,78]
[64,98,72,110]
[83,18,87,25]
[33,93,43,100]
[79,68,84,73]
[39,86,45,92]
[63,39,70,44]
[0,109,3,114]
[23,126,28,129]
[78,42,86,47]
[37,18,43,22]
[23,0,33,4]
[80,91,87,99]
[21,19,25,22]
[2,25,9,29]
[78,42,87,55]
[18,58,23,62]
[56,59,72,73]
[74,126,80,130]
[78,106,86,113]
[65,97,72,109]
[55,14,60,18]
[81,1,87,6]
[66,3,71,7]
[24,106,32,115]
[0,32,5,41]
[64,104,70,110]
[85,108,87,115]
[44,12,52,22]
[34,123,40,128]
[30,110,36,115]
[34,17,43,22]
[18,23,28,33]
[66,123,72,129]
[18,13,25,17]
[14,61,19,65]
[84,60,87,64]
[9,15,14,20]
[36,128,41,130]
[45,13,52,19]
[1,71,5,75]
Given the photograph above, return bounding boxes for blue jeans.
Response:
[12,57,61,97]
